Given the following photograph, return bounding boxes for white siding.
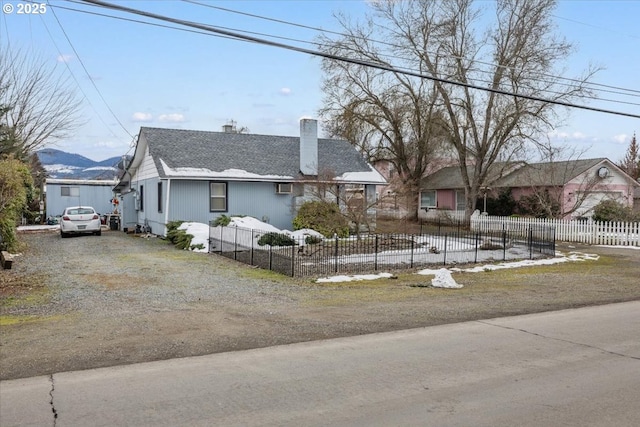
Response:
[135,145,159,181]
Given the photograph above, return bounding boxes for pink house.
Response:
[419,158,639,219]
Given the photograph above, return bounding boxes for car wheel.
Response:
[61,231,68,238]
[95,230,101,236]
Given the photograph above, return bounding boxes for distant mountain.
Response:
[37,148,124,180]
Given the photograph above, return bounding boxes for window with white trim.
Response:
[456,190,466,210]
[420,190,437,208]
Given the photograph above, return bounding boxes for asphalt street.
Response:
[1,301,639,427]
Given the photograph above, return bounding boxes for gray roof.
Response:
[496,158,605,187]
[420,161,523,190]
[138,127,378,181]
[421,158,608,190]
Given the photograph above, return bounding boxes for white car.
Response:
[60,206,102,238]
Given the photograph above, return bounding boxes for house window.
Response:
[139,185,144,212]
[456,191,466,211]
[210,182,227,212]
[157,182,162,213]
[276,183,293,194]
[61,186,79,197]
[420,190,437,208]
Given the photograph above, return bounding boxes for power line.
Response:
[49,4,134,139]
[183,0,640,98]
[62,0,640,105]
[36,11,122,140]
[74,0,640,119]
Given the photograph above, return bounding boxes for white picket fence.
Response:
[471,214,640,247]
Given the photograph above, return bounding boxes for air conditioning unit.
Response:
[276,183,293,194]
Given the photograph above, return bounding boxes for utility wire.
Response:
[37,11,122,140]
[74,0,640,119]
[61,0,640,104]
[49,2,134,139]
[183,0,640,98]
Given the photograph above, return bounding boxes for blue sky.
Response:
[1,0,638,163]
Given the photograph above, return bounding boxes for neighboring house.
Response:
[373,157,459,218]
[113,119,386,236]
[45,178,117,218]
[418,158,639,220]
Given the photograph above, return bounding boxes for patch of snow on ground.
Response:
[316,272,394,283]
[228,216,282,233]
[445,251,599,273]
[418,268,463,288]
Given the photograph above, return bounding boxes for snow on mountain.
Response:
[37,148,124,180]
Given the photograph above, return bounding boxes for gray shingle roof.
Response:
[421,158,608,189]
[139,127,378,181]
[420,162,522,189]
[496,158,605,187]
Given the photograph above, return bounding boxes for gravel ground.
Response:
[1,228,639,380]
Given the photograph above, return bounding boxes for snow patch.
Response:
[417,268,463,288]
[317,272,394,283]
[160,159,293,180]
[178,222,210,253]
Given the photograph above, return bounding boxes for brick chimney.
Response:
[299,118,318,175]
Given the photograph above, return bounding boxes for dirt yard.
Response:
[1,228,639,380]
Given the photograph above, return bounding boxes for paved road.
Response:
[2,301,639,427]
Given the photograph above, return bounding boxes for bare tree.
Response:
[0,47,82,160]
[318,11,448,219]
[296,168,388,234]
[319,0,599,221]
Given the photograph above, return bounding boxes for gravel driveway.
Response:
[2,228,639,380]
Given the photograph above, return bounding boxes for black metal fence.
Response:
[209,223,556,277]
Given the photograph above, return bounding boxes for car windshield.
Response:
[67,208,94,215]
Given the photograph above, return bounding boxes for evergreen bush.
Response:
[257,232,295,246]
[293,201,349,238]
[592,200,639,222]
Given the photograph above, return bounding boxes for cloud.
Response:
[57,54,73,63]
[158,113,186,123]
[132,112,153,122]
[548,130,588,141]
[613,134,629,144]
[279,87,292,96]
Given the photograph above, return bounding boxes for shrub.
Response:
[592,200,638,222]
[165,221,185,243]
[305,235,323,245]
[257,232,295,246]
[212,214,246,227]
[164,221,195,249]
[0,157,32,252]
[516,190,561,218]
[293,201,349,238]
[212,215,231,227]
[173,232,194,250]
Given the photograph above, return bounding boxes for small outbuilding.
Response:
[45,178,118,219]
